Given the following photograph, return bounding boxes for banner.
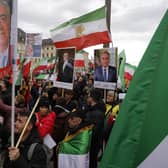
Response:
[54,47,75,90]
[94,48,117,90]
[0,0,15,79]
[25,33,42,58]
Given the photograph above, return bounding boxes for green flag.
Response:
[118,50,126,91]
[100,9,168,168]
[58,125,93,168]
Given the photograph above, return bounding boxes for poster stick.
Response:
[15,97,40,148]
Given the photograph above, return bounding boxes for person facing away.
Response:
[3,111,47,168]
[58,52,73,83]
[94,50,117,82]
[0,0,10,68]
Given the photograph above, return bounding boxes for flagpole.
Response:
[11,0,18,147]
[104,0,112,48]
[103,0,111,102]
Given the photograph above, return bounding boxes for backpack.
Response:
[27,143,53,168]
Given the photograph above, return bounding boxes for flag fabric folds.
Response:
[50,6,111,50]
[100,9,168,168]
[23,58,31,79]
[124,63,136,81]
[117,50,126,91]
[58,125,93,168]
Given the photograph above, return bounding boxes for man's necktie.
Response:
[104,68,107,81]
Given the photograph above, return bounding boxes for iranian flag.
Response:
[50,6,111,50]
[23,58,31,79]
[74,52,85,67]
[32,57,49,73]
[124,63,136,80]
[58,125,93,168]
[100,10,168,168]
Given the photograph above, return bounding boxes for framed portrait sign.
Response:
[94,47,118,90]
[54,47,75,90]
[25,33,42,58]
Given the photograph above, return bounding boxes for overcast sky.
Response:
[18,0,167,65]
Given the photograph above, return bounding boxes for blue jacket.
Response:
[94,66,117,82]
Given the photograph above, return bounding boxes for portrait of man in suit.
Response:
[94,50,117,83]
[58,51,74,83]
[0,0,10,68]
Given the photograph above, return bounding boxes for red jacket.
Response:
[35,111,56,138]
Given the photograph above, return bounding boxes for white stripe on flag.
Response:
[58,153,89,168]
[51,18,107,42]
[138,136,168,168]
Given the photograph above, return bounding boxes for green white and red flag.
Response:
[100,9,168,168]
[50,6,111,50]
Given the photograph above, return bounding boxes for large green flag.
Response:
[100,9,168,168]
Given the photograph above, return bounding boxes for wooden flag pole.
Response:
[15,97,40,148]
[103,0,112,48]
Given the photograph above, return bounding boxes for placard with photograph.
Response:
[54,47,75,90]
[0,0,16,79]
[94,48,117,90]
[25,33,42,58]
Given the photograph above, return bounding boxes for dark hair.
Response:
[89,88,102,102]
[38,97,50,108]
[2,79,10,88]
[68,111,85,120]
[17,110,36,127]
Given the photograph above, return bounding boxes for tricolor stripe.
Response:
[124,63,136,80]
[75,53,85,67]
[51,6,111,50]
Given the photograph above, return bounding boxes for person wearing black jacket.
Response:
[85,88,106,168]
[3,111,47,168]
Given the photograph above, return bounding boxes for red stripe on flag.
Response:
[74,60,85,67]
[124,72,133,80]
[54,31,111,50]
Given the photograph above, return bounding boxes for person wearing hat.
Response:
[35,97,56,138]
[57,110,93,168]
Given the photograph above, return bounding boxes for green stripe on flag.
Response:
[59,125,93,155]
[100,9,168,168]
[50,6,105,31]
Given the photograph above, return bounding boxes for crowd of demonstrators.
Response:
[0,71,127,168]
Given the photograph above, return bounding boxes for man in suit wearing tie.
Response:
[94,50,117,82]
[58,52,74,83]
